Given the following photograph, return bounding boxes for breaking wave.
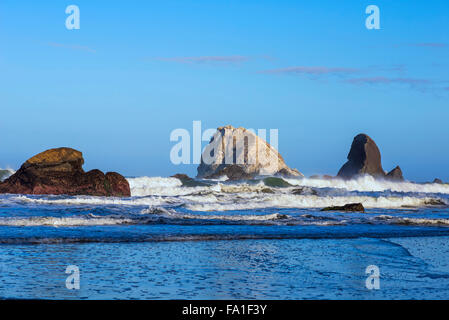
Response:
[183,194,447,211]
[375,215,449,227]
[0,168,15,181]
[9,192,447,211]
[284,175,449,194]
[141,207,288,221]
[0,215,134,227]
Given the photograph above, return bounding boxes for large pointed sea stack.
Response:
[337,134,404,181]
[197,125,302,180]
[0,147,130,197]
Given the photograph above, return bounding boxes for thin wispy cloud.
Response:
[156,55,250,64]
[258,64,448,94]
[258,66,359,76]
[48,42,96,53]
[368,64,407,75]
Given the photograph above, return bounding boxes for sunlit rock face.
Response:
[197,125,302,180]
[0,147,130,197]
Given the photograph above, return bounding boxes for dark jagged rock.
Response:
[171,173,192,181]
[321,203,365,212]
[0,148,130,197]
[204,164,254,181]
[386,166,404,181]
[424,199,446,206]
[260,188,275,194]
[292,187,318,196]
[171,173,209,187]
[337,134,385,179]
[433,178,444,184]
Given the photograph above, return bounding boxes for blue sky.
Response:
[0,0,448,181]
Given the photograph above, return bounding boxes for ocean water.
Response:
[0,175,449,299]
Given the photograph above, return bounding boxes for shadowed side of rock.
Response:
[0,147,130,197]
[337,134,385,179]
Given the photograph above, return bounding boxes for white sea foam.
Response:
[140,207,287,221]
[375,215,449,226]
[127,176,182,196]
[12,195,179,207]
[184,194,446,211]
[127,176,221,197]
[284,175,449,194]
[10,192,447,211]
[0,168,15,181]
[0,215,134,227]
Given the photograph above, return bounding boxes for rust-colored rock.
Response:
[0,147,130,197]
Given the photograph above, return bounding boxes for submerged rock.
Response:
[170,173,209,187]
[424,199,446,206]
[0,147,130,197]
[321,203,365,213]
[171,173,192,181]
[260,188,275,194]
[291,187,318,196]
[386,166,404,181]
[197,125,302,180]
[337,133,404,181]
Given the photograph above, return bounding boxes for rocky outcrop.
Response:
[321,203,365,212]
[337,134,385,179]
[0,148,130,197]
[337,134,404,180]
[170,173,209,187]
[291,187,318,196]
[433,178,444,184]
[170,173,192,181]
[197,125,302,180]
[386,166,404,181]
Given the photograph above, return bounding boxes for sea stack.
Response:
[337,134,404,181]
[0,147,130,197]
[197,125,302,180]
